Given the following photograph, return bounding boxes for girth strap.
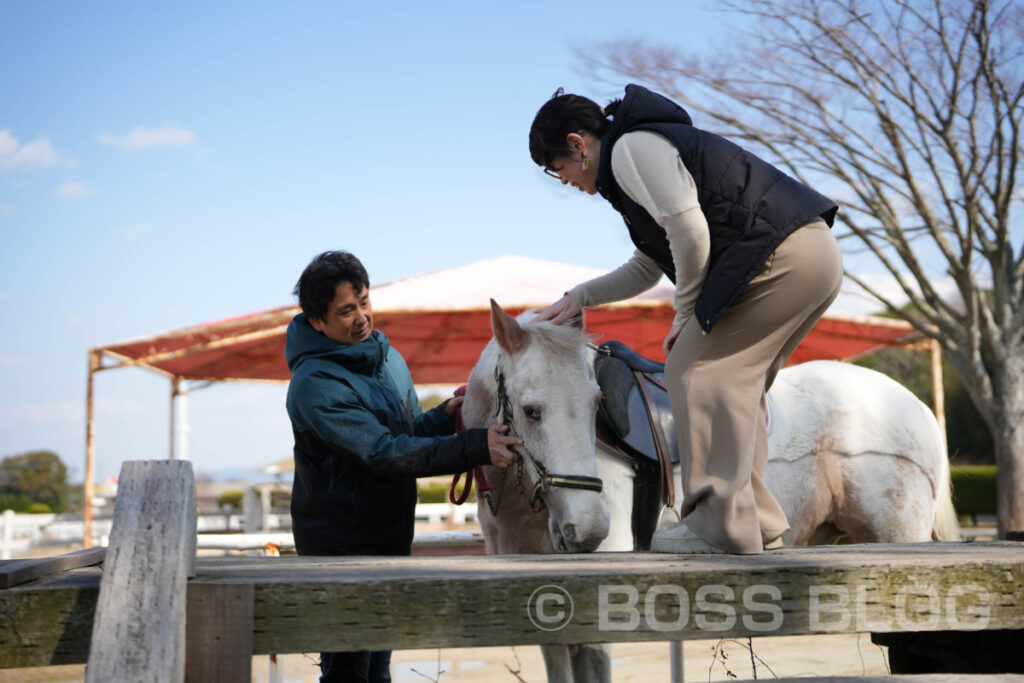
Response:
[633,369,675,508]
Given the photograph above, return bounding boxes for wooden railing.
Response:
[1,460,1022,681]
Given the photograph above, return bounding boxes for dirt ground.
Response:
[1,633,889,682]
[261,634,891,682]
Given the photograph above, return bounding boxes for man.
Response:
[286,250,520,683]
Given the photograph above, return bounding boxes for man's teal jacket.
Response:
[285,314,489,555]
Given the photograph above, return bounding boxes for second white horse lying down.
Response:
[459,302,958,683]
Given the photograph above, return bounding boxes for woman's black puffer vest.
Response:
[595,84,838,333]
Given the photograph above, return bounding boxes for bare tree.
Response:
[580,0,1024,535]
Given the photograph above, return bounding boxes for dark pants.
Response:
[320,650,392,683]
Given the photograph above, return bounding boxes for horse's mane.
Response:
[518,310,594,356]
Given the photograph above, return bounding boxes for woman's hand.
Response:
[534,294,581,326]
[663,323,684,357]
[487,424,522,468]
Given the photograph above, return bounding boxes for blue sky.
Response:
[0,2,875,485]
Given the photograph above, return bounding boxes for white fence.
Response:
[0,502,480,559]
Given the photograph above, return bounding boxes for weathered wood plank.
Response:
[0,567,99,666]
[0,548,106,589]
[241,542,1024,654]
[185,583,253,683]
[84,460,197,683]
[1,541,1021,668]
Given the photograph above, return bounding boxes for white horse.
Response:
[460,302,959,682]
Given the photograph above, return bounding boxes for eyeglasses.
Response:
[543,167,564,180]
[543,156,581,180]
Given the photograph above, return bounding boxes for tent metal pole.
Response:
[84,350,100,549]
[170,377,180,460]
[177,381,190,462]
[931,338,947,450]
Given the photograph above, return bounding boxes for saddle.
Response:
[593,341,678,549]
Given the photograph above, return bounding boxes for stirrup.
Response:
[655,504,681,530]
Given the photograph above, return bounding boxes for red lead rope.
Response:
[448,385,492,505]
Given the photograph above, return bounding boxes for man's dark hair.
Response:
[293,251,370,320]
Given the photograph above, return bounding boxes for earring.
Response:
[582,155,589,171]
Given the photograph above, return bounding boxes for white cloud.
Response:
[119,223,153,239]
[0,204,11,218]
[97,126,197,150]
[0,130,66,171]
[831,272,968,317]
[57,181,93,198]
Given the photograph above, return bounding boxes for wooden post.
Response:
[185,583,254,683]
[85,460,197,683]
[84,350,100,549]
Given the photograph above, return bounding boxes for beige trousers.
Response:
[665,221,843,553]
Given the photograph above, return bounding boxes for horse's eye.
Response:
[523,405,542,421]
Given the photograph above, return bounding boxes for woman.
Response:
[531,84,843,554]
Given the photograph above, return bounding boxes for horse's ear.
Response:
[490,298,529,355]
[565,309,585,329]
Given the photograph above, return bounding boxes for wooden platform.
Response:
[2,541,1021,668]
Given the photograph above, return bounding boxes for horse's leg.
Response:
[570,643,612,682]
[767,452,842,546]
[838,453,936,543]
[533,445,631,683]
[541,644,573,683]
[541,643,613,683]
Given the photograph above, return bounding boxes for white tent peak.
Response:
[370,254,675,312]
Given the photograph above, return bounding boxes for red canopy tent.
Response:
[83,255,935,541]
[88,255,925,384]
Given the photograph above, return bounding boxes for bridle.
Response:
[490,359,603,514]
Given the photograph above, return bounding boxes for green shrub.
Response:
[417,481,449,504]
[951,465,997,516]
[217,490,244,510]
[0,495,34,512]
[418,480,476,504]
[26,502,52,514]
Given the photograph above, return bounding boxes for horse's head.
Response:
[480,299,610,553]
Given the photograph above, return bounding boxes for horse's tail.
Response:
[932,451,961,542]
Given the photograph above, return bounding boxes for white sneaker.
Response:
[650,521,727,554]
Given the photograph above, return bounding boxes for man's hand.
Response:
[444,395,464,417]
[533,294,581,326]
[487,424,522,468]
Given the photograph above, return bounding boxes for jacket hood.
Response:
[285,313,389,376]
[597,84,694,203]
[610,84,693,134]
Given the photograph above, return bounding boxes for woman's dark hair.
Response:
[528,88,621,168]
[293,250,370,320]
